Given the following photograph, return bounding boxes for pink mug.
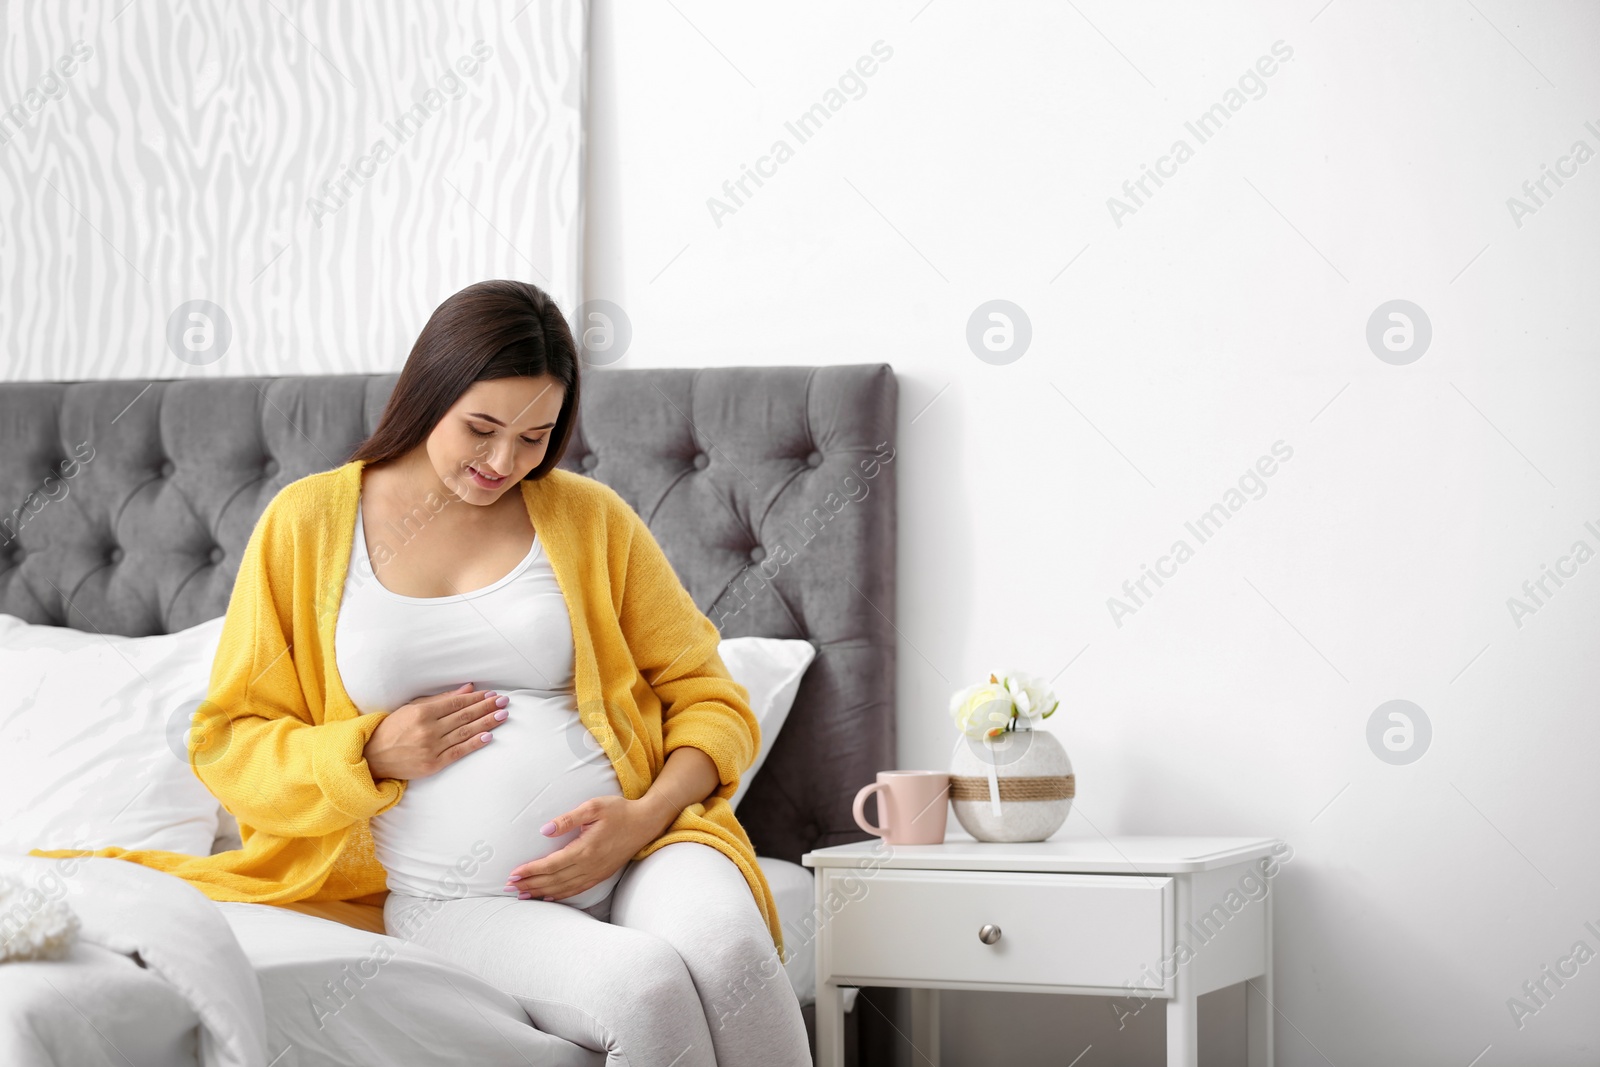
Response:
[852,771,950,845]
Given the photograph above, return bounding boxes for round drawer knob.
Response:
[978,924,1002,945]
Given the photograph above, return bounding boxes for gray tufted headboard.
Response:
[0,364,897,867]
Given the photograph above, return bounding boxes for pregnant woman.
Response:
[33,279,811,1066]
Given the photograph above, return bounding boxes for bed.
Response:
[0,363,898,1065]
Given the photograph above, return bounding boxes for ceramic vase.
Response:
[947,724,1074,842]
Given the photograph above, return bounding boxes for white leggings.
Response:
[383,841,811,1067]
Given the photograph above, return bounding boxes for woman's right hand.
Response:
[362,683,510,782]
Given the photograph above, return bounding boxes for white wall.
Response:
[587,1,1600,1063]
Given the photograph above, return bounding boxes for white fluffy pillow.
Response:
[718,637,817,811]
[0,612,225,856]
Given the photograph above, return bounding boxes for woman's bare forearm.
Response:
[636,746,720,836]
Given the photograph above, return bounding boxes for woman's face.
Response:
[426,375,567,505]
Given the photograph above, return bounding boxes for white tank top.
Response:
[334,498,624,905]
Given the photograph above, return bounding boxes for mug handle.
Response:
[853,782,890,837]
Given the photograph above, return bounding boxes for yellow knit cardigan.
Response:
[30,458,784,961]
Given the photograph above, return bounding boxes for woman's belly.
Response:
[370,689,624,907]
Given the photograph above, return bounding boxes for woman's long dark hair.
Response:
[349,280,581,481]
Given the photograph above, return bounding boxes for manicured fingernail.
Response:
[493,709,507,721]
[519,892,533,900]
[501,885,517,893]
[540,820,557,836]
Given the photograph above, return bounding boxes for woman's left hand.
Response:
[504,796,664,901]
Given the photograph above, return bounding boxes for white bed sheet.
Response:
[0,938,201,1067]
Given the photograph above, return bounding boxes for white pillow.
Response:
[718,637,817,811]
[0,612,225,856]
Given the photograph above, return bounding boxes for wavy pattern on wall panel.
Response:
[0,0,585,381]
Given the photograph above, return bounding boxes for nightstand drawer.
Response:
[819,868,1174,992]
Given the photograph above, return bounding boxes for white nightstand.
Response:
[801,834,1286,1067]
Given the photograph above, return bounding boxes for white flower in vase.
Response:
[1000,670,1059,726]
[949,678,1014,739]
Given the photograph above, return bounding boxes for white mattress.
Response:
[214,855,816,1064]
